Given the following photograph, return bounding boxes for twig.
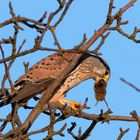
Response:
[108,0,140,43]
[37,0,66,45]
[75,111,140,123]
[68,109,112,140]
[0,45,14,92]
[120,78,140,92]
[82,0,136,50]
[23,104,61,116]
[73,34,87,50]
[78,120,97,140]
[9,2,16,18]
[54,0,73,28]
[116,0,136,14]
[23,62,29,73]
[1,39,26,94]
[81,98,90,110]
[67,122,78,140]
[0,38,13,44]
[23,11,47,33]
[130,111,140,140]
[0,113,11,132]
[0,1,138,139]
[0,0,137,64]
[78,127,82,138]
[44,123,66,140]
[91,32,110,55]
[106,0,115,24]
[47,109,56,139]
[0,48,82,63]
[117,128,130,140]
[11,104,22,130]
[50,26,63,50]
[109,25,140,43]
[9,2,24,31]
[0,16,45,28]
[22,114,67,138]
[38,11,47,23]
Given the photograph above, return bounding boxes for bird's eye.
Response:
[105,70,109,76]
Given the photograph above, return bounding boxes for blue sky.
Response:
[0,0,140,140]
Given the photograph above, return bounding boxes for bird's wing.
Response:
[10,52,78,103]
[10,77,55,103]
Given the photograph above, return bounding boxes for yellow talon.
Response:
[59,99,82,111]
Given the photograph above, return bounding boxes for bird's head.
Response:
[82,55,110,106]
[93,56,110,107]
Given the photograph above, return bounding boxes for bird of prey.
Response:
[0,52,110,110]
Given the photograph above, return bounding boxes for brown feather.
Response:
[0,52,80,106]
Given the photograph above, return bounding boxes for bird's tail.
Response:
[0,88,12,107]
[0,98,11,107]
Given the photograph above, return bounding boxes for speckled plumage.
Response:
[0,52,110,109]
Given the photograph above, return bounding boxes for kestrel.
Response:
[0,52,110,110]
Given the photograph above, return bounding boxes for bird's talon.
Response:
[59,99,82,114]
[71,103,82,110]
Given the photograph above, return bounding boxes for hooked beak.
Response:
[104,73,110,83]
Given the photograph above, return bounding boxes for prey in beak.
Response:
[94,79,109,108]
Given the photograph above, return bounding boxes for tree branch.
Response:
[130,111,140,140]
[117,128,130,140]
[120,78,140,92]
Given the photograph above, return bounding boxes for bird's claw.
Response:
[59,99,82,114]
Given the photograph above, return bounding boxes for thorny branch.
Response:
[0,0,139,139]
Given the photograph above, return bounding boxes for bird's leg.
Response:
[59,99,82,111]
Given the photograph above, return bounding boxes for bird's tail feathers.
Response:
[0,97,12,107]
[0,89,13,107]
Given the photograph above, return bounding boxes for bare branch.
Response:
[0,0,139,139]
[78,121,97,140]
[82,0,136,50]
[76,111,139,122]
[117,0,136,14]
[9,2,24,31]
[120,78,140,92]
[23,62,29,73]
[0,16,45,28]
[109,25,140,43]
[0,38,13,44]
[22,113,67,139]
[67,122,78,140]
[0,45,14,92]
[0,48,86,63]
[38,11,47,23]
[106,0,115,24]
[54,0,73,27]
[36,0,66,45]
[130,111,140,140]
[117,128,130,140]
[1,39,26,95]
[90,32,110,55]
[0,113,11,132]
[50,26,63,50]
[45,110,67,140]
[9,2,16,17]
